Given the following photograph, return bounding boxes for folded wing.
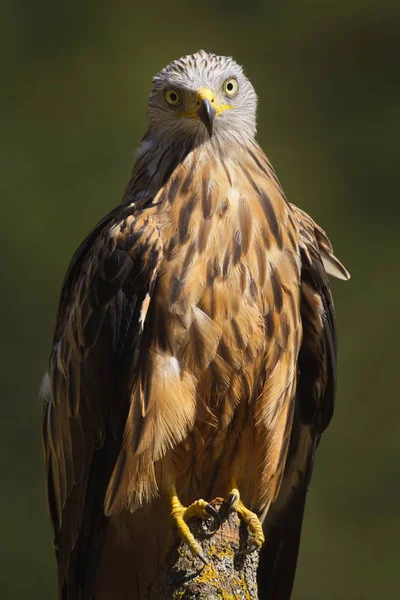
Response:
[258,206,349,599]
[41,203,163,599]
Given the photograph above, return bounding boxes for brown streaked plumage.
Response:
[41,50,349,600]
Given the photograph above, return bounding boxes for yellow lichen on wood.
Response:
[147,498,260,599]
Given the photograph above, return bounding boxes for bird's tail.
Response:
[92,497,169,600]
[257,422,316,599]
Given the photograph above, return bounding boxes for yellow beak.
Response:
[179,87,233,137]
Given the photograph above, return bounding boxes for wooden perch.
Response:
[147,498,260,600]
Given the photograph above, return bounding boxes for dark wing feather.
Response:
[258,207,349,599]
[41,204,163,600]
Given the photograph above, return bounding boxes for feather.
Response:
[322,253,351,280]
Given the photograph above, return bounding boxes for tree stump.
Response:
[147,498,259,599]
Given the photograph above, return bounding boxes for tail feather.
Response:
[258,474,309,599]
[258,419,316,600]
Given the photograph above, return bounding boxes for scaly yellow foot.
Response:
[223,486,265,553]
[169,486,220,564]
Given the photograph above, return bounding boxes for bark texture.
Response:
[147,499,259,600]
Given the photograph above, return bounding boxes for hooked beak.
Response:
[197,98,216,137]
[179,87,233,137]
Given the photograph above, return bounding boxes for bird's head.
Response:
[147,50,258,147]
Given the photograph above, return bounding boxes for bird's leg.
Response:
[221,479,265,554]
[169,485,220,564]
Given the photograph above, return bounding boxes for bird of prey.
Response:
[41,50,350,600]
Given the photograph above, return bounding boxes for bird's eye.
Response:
[165,90,179,105]
[223,78,239,97]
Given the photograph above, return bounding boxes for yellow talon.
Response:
[228,486,265,552]
[169,487,220,563]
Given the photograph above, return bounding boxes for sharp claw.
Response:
[205,503,221,532]
[219,492,238,523]
[237,541,261,556]
[198,551,208,565]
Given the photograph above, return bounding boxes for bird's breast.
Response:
[144,146,301,427]
[120,145,303,509]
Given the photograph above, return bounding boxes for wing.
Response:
[41,202,163,600]
[258,206,350,599]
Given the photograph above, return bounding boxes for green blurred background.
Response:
[1,1,399,598]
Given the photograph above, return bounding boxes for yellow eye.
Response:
[165,90,179,105]
[223,77,238,97]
